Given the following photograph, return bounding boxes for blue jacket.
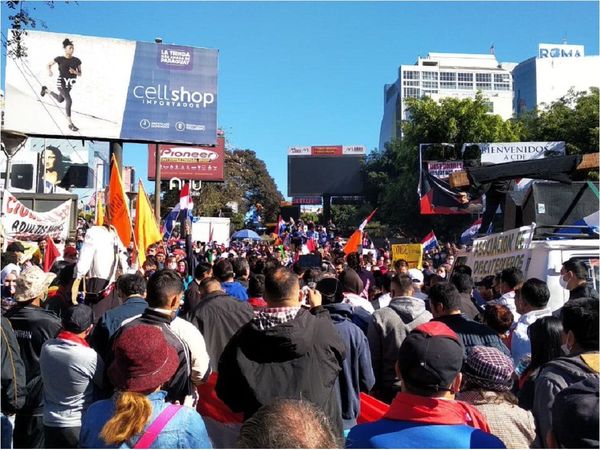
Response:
[346,419,505,449]
[90,296,148,360]
[324,303,375,430]
[221,281,248,302]
[79,390,212,449]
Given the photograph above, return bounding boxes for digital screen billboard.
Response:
[288,146,365,197]
[4,30,218,145]
[148,135,225,181]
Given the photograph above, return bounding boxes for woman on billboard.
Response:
[43,145,65,188]
[40,38,82,132]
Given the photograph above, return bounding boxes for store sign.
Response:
[538,44,584,59]
[148,135,225,181]
[288,145,365,156]
[1,191,71,241]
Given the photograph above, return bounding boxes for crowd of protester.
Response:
[1,217,598,449]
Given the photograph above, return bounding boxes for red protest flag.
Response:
[43,236,61,272]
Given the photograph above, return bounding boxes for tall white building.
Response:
[513,43,600,115]
[379,52,515,150]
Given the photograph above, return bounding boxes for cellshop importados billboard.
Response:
[4,30,218,145]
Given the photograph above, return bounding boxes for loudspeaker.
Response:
[59,164,90,188]
[520,181,599,227]
[280,205,300,222]
[10,164,34,190]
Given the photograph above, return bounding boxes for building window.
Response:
[457,82,472,90]
[422,81,438,89]
[403,87,420,98]
[422,71,438,80]
[403,80,420,87]
[494,73,510,83]
[441,81,457,89]
[494,83,510,91]
[422,89,438,95]
[476,83,492,91]
[476,73,492,83]
[403,71,420,80]
[457,72,473,82]
[440,72,456,81]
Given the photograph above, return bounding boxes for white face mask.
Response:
[561,343,571,356]
[559,274,570,289]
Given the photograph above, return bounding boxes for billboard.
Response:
[4,30,218,145]
[462,142,565,164]
[147,135,225,181]
[0,137,109,196]
[419,142,566,215]
[288,145,365,197]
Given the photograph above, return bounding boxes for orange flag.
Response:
[107,155,132,248]
[344,229,362,255]
[134,181,162,266]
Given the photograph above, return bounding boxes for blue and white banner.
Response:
[4,30,218,145]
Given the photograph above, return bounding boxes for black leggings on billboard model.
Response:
[50,87,73,117]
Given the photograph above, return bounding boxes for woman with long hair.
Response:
[516,316,564,410]
[79,325,212,448]
[43,146,65,187]
[41,38,82,132]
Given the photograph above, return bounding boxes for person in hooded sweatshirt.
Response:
[216,267,346,438]
[367,274,432,404]
[317,276,375,432]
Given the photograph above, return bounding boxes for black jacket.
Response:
[181,280,202,318]
[106,308,193,403]
[185,291,253,369]
[433,314,510,357]
[90,295,148,360]
[5,305,62,414]
[216,307,346,436]
[1,316,27,414]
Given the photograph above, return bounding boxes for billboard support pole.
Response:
[154,144,161,221]
[322,194,331,224]
[110,141,123,172]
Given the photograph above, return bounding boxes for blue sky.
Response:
[2,1,599,197]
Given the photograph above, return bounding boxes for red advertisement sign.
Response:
[148,135,225,181]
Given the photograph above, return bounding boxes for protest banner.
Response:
[470,224,535,281]
[1,191,71,241]
[391,243,423,269]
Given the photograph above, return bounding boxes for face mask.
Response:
[559,275,570,289]
[561,343,571,356]
[167,264,177,271]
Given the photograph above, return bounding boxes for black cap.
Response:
[62,304,94,333]
[476,275,495,289]
[552,377,599,448]
[397,322,464,395]
[6,241,25,252]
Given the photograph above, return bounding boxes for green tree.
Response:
[520,87,599,157]
[364,93,524,241]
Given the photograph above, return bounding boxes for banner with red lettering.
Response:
[1,191,71,241]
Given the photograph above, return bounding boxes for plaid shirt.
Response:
[253,306,301,330]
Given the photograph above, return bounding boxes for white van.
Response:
[456,224,599,312]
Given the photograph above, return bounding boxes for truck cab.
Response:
[457,224,598,312]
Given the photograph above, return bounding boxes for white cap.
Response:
[408,268,424,284]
